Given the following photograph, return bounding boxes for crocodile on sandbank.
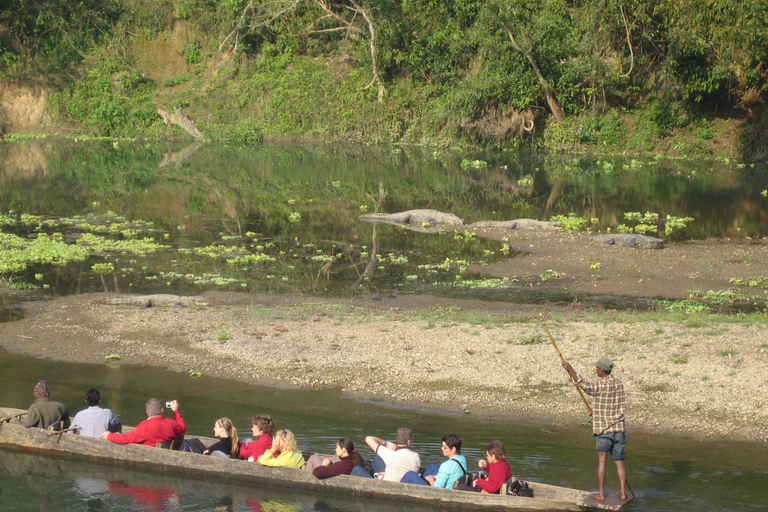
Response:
[592,234,664,250]
[359,209,464,228]
[95,294,209,308]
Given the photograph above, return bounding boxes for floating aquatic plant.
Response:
[550,213,587,231]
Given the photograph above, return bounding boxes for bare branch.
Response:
[218,0,301,54]
[348,0,385,102]
[619,5,634,77]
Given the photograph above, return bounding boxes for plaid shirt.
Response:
[577,374,626,435]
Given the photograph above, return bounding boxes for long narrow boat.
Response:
[0,408,632,511]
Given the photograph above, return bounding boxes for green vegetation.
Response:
[730,277,768,289]
[670,353,688,364]
[539,270,565,281]
[620,212,695,237]
[550,214,587,232]
[1,1,766,157]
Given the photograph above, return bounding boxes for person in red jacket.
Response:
[239,414,277,461]
[459,440,512,494]
[102,398,185,447]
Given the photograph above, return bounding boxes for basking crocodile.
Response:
[468,219,561,230]
[360,209,464,228]
[96,294,209,308]
[592,233,665,250]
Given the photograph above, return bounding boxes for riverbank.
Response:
[1,287,766,444]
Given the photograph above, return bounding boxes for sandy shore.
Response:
[2,291,766,444]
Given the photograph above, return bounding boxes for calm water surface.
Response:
[1,140,767,309]
[0,349,766,512]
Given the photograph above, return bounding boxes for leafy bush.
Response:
[635,100,688,139]
[183,41,203,64]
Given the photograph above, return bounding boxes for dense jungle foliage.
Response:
[1,0,767,158]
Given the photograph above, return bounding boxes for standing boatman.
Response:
[561,356,628,502]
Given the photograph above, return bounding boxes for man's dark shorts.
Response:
[595,432,626,460]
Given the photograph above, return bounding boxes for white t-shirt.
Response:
[377,445,421,482]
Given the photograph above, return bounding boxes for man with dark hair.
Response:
[365,427,421,482]
[71,388,122,437]
[21,380,70,431]
[562,356,628,501]
[401,433,467,488]
[102,398,185,447]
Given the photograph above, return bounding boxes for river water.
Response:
[1,140,768,510]
[1,349,767,512]
[1,140,767,307]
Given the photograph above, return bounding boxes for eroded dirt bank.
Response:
[1,290,766,444]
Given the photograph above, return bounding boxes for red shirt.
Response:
[312,455,355,479]
[239,433,275,460]
[476,459,512,494]
[108,482,178,512]
[106,411,186,446]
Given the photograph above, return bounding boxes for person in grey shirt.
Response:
[71,388,122,437]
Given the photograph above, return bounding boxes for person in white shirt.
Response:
[71,388,122,437]
[365,427,421,482]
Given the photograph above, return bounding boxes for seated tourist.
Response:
[456,440,512,494]
[401,433,467,488]
[71,388,122,437]
[102,398,185,447]
[257,429,305,468]
[20,380,70,431]
[181,417,240,458]
[310,438,366,479]
[364,427,421,482]
[240,414,276,461]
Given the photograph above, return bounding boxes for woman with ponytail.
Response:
[312,438,366,479]
[203,417,240,458]
[181,417,240,458]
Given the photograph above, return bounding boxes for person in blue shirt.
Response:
[401,433,467,488]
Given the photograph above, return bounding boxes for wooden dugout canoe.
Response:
[0,408,632,511]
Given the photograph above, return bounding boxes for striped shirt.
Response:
[577,374,626,435]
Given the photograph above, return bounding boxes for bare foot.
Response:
[590,493,606,501]
[619,493,628,500]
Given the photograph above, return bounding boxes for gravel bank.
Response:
[2,292,766,444]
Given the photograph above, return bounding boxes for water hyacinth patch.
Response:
[1,205,514,297]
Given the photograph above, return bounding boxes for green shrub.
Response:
[232,122,263,143]
[183,42,203,64]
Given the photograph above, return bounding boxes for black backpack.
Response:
[507,479,534,498]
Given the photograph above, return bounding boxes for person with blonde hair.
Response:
[258,429,305,468]
[181,417,240,458]
[205,417,240,458]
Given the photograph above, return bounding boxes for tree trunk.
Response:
[503,24,565,123]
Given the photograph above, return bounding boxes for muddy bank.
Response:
[1,291,766,444]
[473,229,768,301]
